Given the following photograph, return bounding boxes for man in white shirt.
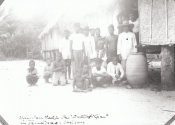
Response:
[117,21,137,72]
[70,23,85,75]
[92,58,111,87]
[83,26,96,63]
[107,57,124,85]
[59,30,71,80]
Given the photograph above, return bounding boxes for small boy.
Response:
[92,58,110,88]
[73,64,92,92]
[43,59,53,83]
[107,56,124,85]
[81,64,93,90]
[26,60,39,86]
[52,53,66,86]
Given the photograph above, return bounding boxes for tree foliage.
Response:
[0,14,43,60]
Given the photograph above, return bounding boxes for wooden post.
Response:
[161,45,175,90]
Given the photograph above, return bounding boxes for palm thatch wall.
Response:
[139,0,175,45]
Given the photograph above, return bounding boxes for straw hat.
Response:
[118,20,134,28]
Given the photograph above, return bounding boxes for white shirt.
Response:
[117,32,137,60]
[44,64,53,74]
[59,38,71,59]
[83,35,96,59]
[70,33,84,50]
[92,66,106,74]
[107,62,124,78]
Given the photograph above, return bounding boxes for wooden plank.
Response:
[0,115,9,125]
[164,115,175,125]
[151,0,167,44]
[168,0,175,44]
[161,45,175,90]
[139,0,152,45]
[139,0,175,45]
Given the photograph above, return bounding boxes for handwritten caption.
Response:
[19,114,109,125]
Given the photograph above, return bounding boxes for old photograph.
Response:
[0,0,175,125]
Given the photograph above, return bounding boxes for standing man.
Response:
[70,23,85,75]
[59,30,71,81]
[83,26,96,64]
[94,28,107,68]
[117,20,137,73]
[89,28,96,38]
[94,28,106,59]
[129,13,139,47]
[106,24,118,63]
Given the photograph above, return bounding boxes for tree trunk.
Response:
[161,45,175,90]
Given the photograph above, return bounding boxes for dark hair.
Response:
[29,60,35,66]
[64,30,70,34]
[95,28,100,31]
[108,24,114,29]
[111,55,120,61]
[74,23,80,28]
[84,26,89,31]
[95,58,102,63]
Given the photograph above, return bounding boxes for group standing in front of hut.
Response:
[26,13,140,92]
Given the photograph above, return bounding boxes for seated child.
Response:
[52,53,66,86]
[92,58,111,87]
[107,56,124,85]
[43,59,53,83]
[73,64,93,92]
[26,60,39,86]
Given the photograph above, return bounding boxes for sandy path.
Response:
[0,60,175,125]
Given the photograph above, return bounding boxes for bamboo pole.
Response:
[0,115,9,125]
[165,0,168,42]
[150,0,153,43]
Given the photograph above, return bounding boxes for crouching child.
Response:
[43,59,53,83]
[92,58,111,88]
[26,60,39,86]
[73,64,93,92]
[52,53,66,86]
[107,56,124,85]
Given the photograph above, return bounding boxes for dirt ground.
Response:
[0,60,175,125]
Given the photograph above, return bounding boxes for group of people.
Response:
[26,15,139,92]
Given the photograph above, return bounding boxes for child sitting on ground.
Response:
[26,60,39,86]
[52,53,66,86]
[92,58,111,88]
[43,59,53,83]
[107,56,124,85]
[73,64,93,92]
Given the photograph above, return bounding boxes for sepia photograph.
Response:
[0,0,175,124]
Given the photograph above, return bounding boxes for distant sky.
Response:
[1,0,119,21]
[0,0,120,36]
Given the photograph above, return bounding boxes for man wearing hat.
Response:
[117,20,137,78]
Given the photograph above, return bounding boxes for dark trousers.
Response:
[72,50,83,75]
[92,76,112,87]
